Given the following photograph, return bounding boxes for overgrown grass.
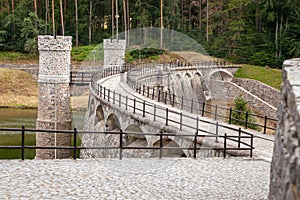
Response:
[0,133,81,159]
[71,45,104,61]
[0,51,37,62]
[234,65,282,90]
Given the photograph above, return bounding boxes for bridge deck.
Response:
[100,74,275,161]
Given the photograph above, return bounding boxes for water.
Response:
[0,108,86,130]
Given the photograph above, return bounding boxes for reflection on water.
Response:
[0,108,86,130]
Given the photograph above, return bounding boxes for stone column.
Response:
[269,58,300,199]
[35,35,72,159]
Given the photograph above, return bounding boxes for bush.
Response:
[231,95,261,131]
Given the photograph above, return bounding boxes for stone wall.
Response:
[269,58,300,199]
[211,80,277,119]
[103,39,126,68]
[36,35,72,159]
[233,78,280,108]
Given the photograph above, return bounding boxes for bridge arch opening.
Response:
[96,105,104,122]
[210,70,232,81]
[124,125,147,146]
[153,138,186,157]
[106,113,121,131]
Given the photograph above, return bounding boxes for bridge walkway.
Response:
[99,74,275,161]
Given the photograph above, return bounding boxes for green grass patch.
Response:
[234,65,282,90]
[71,45,104,61]
[0,133,81,159]
[0,51,37,61]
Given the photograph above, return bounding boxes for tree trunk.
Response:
[52,0,55,36]
[206,0,209,43]
[60,0,64,36]
[123,0,127,44]
[199,0,202,31]
[89,0,92,45]
[127,0,130,46]
[112,0,114,37]
[75,0,78,46]
[45,0,49,34]
[34,0,37,14]
[116,0,119,40]
[160,0,163,49]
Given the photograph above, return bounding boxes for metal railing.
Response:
[126,65,278,134]
[0,126,253,160]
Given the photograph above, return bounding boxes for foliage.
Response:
[231,95,260,131]
[234,65,282,90]
[128,48,165,60]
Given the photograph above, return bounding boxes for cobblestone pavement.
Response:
[0,157,270,199]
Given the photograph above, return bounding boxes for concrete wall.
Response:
[233,78,280,108]
[269,58,300,200]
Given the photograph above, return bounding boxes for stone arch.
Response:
[89,98,95,117]
[106,113,121,131]
[96,105,104,122]
[209,69,233,81]
[184,72,192,80]
[124,124,147,146]
[153,138,186,157]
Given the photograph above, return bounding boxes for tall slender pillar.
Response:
[36,35,72,159]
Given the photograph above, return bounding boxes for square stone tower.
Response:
[36,35,72,159]
[103,39,126,68]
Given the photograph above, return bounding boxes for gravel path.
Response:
[0,158,270,199]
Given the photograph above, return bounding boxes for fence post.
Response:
[194,131,197,159]
[143,85,145,96]
[104,87,106,99]
[215,122,219,143]
[73,128,77,159]
[180,112,183,130]
[21,125,25,160]
[164,91,167,104]
[159,131,163,159]
[229,108,232,124]
[158,89,161,102]
[113,90,116,104]
[152,88,155,100]
[172,94,175,107]
[223,133,227,159]
[119,130,123,160]
[133,98,136,113]
[100,85,102,97]
[214,105,218,120]
[143,101,146,117]
[202,102,205,116]
[250,134,253,158]
[245,111,249,129]
[238,128,241,148]
[147,86,150,98]
[263,115,267,134]
[108,89,110,102]
[165,108,169,126]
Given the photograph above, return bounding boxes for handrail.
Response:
[126,64,278,134]
[0,126,253,160]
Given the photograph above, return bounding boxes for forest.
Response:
[0,0,299,68]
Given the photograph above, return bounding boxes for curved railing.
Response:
[126,64,278,134]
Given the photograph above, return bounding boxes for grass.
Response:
[0,133,81,159]
[71,45,104,61]
[234,65,282,90]
[0,68,38,108]
[0,51,37,63]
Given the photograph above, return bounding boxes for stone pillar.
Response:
[35,35,72,159]
[103,39,126,68]
[269,58,300,199]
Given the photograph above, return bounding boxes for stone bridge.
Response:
[81,63,275,160]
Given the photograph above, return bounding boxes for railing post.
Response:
[73,128,77,159]
[215,122,219,143]
[165,108,169,126]
[100,85,102,97]
[229,108,232,124]
[119,130,123,160]
[158,89,161,102]
[81,72,84,83]
[250,134,253,158]
[263,115,267,134]
[133,98,136,113]
[152,88,155,100]
[108,89,110,102]
[143,101,146,117]
[202,102,205,116]
[147,86,150,98]
[180,112,183,130]
[119,93,121,107]
[104,87,106,99]
[194,131,197,159]
[214,105,218,120]
[245,111,249,129]
[238,128,241,148]
[113,90,116,104]
[172,94,175,107]
[181,96,184,110]
[223,133,227,159]
[191,99,194,113]
[164,91,167,104]
[143,85,145,96]
[21,125,25,160]
[159,131,163,159]
[154,104,156,121]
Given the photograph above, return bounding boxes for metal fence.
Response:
[0,126,253,160]
[126,64,278,134]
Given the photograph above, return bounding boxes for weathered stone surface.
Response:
[36,35,72,159]
[269,58,300,200]
[103,39,126,68]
